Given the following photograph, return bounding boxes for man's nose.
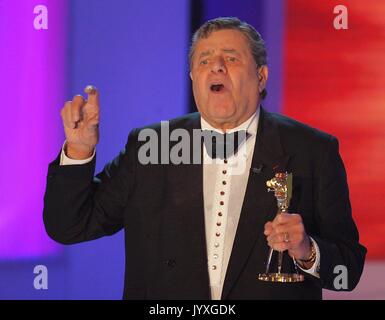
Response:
[211,57,227,74]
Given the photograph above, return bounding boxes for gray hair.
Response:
[189,17,268,99]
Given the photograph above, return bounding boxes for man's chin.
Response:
[208,110,236,123]
[206,103,235,116]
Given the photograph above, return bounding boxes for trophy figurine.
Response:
[257,172,305,282]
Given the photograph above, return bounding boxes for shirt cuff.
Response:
[297,237,320,278]
[60,141,95,165]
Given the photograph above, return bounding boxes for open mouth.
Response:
[210,83,225,93]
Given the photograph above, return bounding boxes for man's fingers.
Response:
[87,116,100,127]
[83,85,100,125]
[61,101,75,129]
[268,242,291,252]
[272,213,302,228]
[71,95,86,123]
[267,223,302,240]
[270,223,298,235]
[265,213,307,254]
[84,85,99,106]
[264,221,273,235]
[272,213,290,226]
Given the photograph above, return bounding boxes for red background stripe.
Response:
[283,0,385,258]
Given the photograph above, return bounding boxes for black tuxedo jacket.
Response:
[43,107,366,299]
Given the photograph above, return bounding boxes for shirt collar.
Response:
[200,107,260,136]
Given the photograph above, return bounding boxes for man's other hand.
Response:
[264,213,311,261]
[60,85,100,159]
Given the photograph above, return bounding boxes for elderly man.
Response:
[43,17,366,299]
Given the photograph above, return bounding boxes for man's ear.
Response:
[258,65,268,82]
[258,65,268,91]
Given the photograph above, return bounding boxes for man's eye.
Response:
[200,59,208,65]
[227,57,237,62]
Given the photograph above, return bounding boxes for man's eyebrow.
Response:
[221,48,240,55]
[197,48,241,59]
[198,50,212,59]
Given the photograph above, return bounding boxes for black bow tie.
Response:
[201,130,249,159]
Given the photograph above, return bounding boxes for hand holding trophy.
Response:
[258,172,305,282]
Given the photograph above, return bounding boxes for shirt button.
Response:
[213,254,218,259]
[220,201,224,205]
[218,212,223,216]
[224,159,228,164]
[216,232,220,237]
[214,242,219,248]
[222,170,227,174]
[212,265,217,270]
[222,181,226,185]
[220,191,225,196]
[216,222,221,226]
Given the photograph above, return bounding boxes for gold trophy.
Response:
[258,172,304,282]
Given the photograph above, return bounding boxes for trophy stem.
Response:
[277,209,285,275]
[265,247,274,274]
[277,251,283,274]
[292,257,300,273]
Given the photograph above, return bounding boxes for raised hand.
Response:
[60,85,100,159]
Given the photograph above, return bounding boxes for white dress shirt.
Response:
[60,108,320,299]
[201,109,318,299]
[201,110,259,299]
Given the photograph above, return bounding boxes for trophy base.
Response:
[258,273,305,282]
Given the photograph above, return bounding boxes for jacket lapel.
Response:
[221,107,290,299]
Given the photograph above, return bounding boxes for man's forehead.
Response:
[194,30,249,53]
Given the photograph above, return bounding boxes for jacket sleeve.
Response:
[43,128,139,244]
[312,136,367,291]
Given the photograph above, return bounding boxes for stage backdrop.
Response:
[0,0,66,258]
[283,0,385,258]
[0,0,190,299]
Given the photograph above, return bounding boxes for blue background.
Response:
[0,0,284,299]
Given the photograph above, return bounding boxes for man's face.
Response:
[190,29,268,130]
